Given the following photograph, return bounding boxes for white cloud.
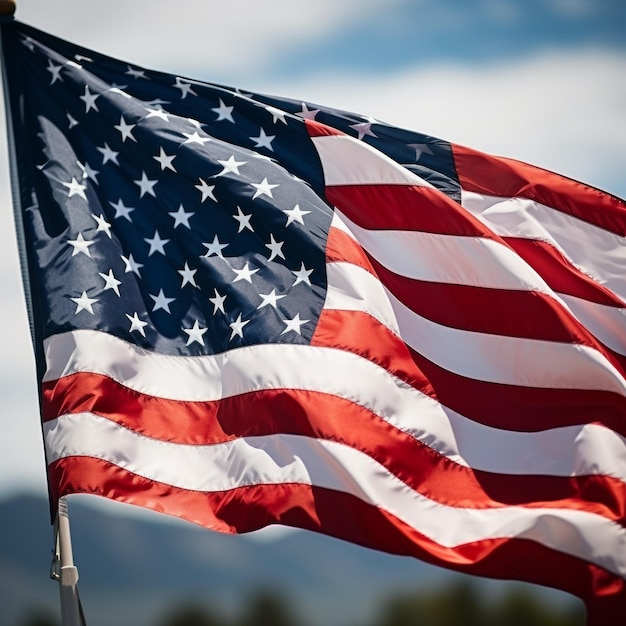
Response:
[15,0,396,75]
[547,0,597,19]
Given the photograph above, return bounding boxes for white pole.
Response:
[53,497,86,626]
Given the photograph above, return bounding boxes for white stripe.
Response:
[45,413,626,577]
[325,261,400,333]
[560,294,626,357]
[330,212,357,239]
[442,412,626,481]
[312,134,433,187]
[325,264,626,480]
[323,259,626,396]
[42,329,626,482]
[385,285,626,396]
[461,190,626,304]
[335,209,552,294]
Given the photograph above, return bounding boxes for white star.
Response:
[265,234,285,261]
[212,98,234,122]
[146,98,169,107]
[208,289,226,314]
[110,198,134,221]
[153,147,176,171]
[292,262,313,286]
[182,320,208,346]
[78,161,99,182]
[195,179,217,202]
[92,213,112,238]
[46,59,63,84]
[174,76,197,99]
[108,86,132,99]
[169,204,193,229]
[408,143,434,161]
[281,313,309,335]
[67,233,94,257]
[145,107,170,122]
[121,253,143,276]
[126,312,148,337]
[250,128,275,151]
[257,289,285,309]
[149,289,175,313]
[97,143,119,165]
[114,116,136,142]
[216,155,246,177]
[126,65,146,79]
[265,105,287,124]
[178,262,198,288]
[71,291,98,315]
[283,204,311,227]
[182,131,210,145]
[21,36,36,52]
[229,313,250,340]
[232,262,259,283]
[67,113,79,128]
[349,122,377,140]
[298,103,320,120]
[134,171,158,198]
[80,85,99,113]
[233,206,253,233]
[251,177,279,200]
[201,235,229,258]
[144,230,169,256]
[98,269,122,296]
[62,177,87,200]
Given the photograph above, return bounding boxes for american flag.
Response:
[2,19,625,621]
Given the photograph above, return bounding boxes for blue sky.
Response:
[0,0,624,503]
[275,0,626,75]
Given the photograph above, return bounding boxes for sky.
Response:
[0,0,624,507]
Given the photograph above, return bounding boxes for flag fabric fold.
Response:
[1,18,625,621]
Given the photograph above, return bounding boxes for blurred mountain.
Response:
[0,493,578,626]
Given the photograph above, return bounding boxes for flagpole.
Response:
[1,2,84,624]
[51,498,86,626]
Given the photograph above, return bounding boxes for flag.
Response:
[2,18,625,622]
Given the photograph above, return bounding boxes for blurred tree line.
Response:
[19,581,585,626]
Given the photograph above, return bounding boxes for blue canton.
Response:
[5,23,460,359]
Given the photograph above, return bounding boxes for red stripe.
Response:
[313,308,626,436]
[366,253,626,378]
[42,372,625,520]
[312,309,435,396]
[304,118,343,138]
[325,226,374,273]
[325,184,493,237]
[49,455,626,617]
[409,346,626,437]
[366,254,599,344]
[453,143,626,237]
[505,236,625,307]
